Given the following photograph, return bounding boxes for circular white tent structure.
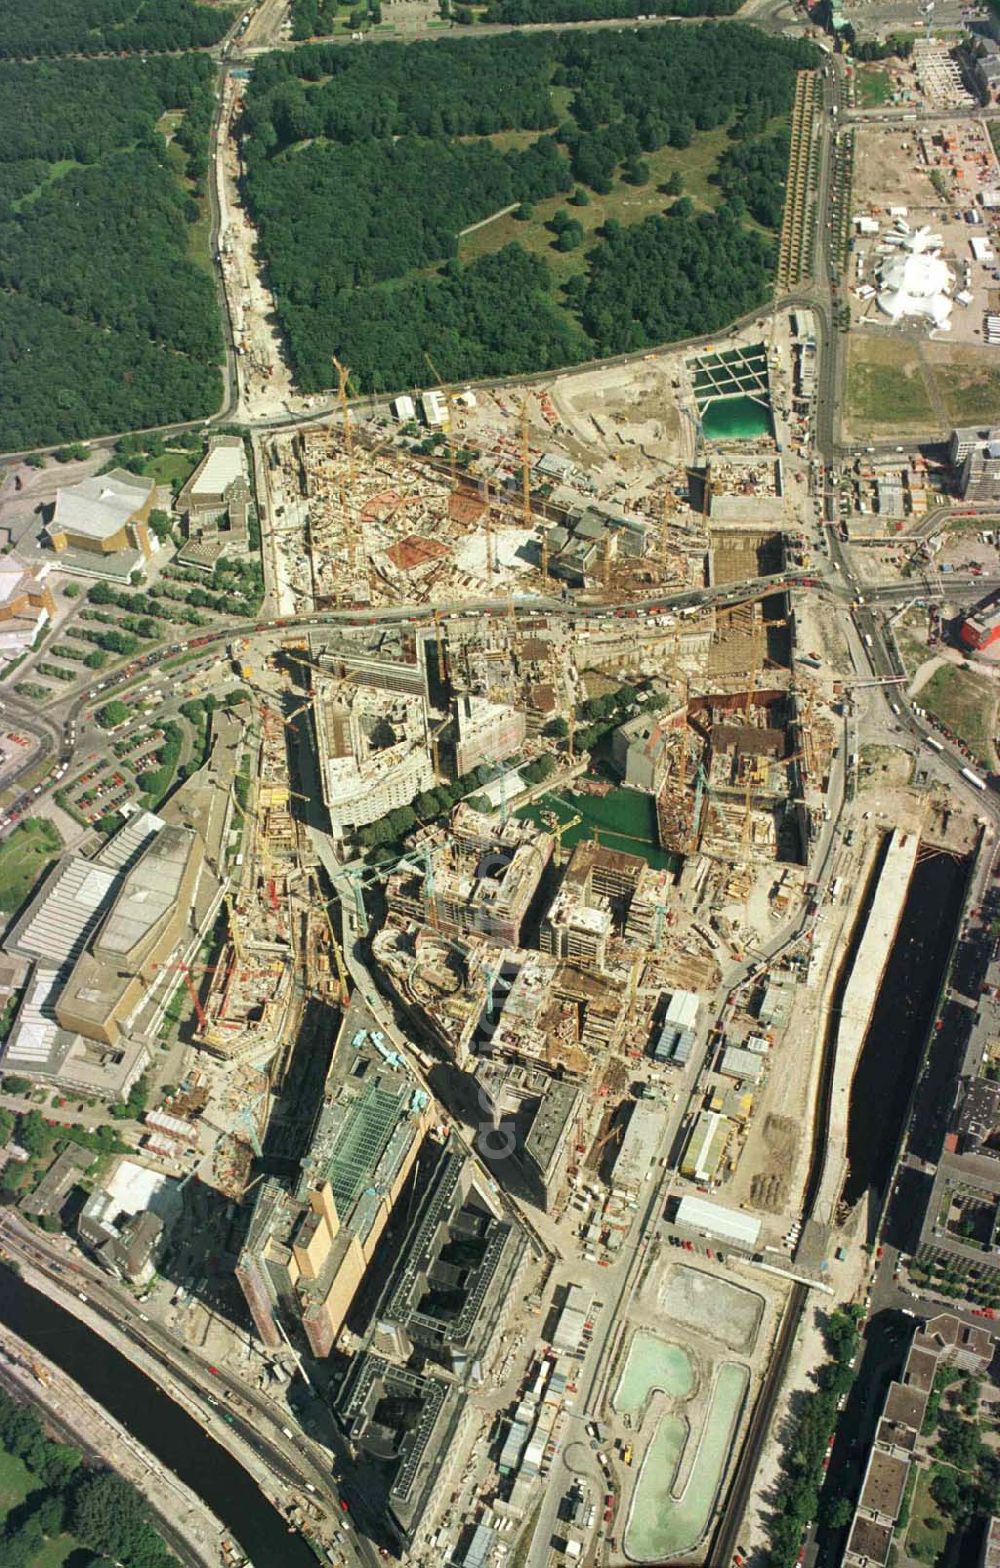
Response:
[877,228,954,329]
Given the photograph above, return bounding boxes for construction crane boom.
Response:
[425,354,458,492]
[519,395,533,529]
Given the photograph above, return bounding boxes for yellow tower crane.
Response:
[332,356,355,478]
[543,809,582,865]
[322,905,351,1007]
[425,354,458,492]
[483,478,495,584]
[223,889,246,967]
[519,394,533,529]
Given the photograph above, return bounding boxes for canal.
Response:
[0,1266,317,1568]
[841,848,970,1215]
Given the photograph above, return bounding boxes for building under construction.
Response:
[385,807,554,949]
[197,704,300,1062]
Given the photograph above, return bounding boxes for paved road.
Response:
[0,1214,379,1568]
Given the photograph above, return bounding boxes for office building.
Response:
[453,696,526,777]
[236,1010,434,1357]
[313,675,434,842]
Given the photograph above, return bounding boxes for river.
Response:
[0,1266,317,1568]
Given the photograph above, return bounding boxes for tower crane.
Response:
[432,609,450,687]
[321,904,351,1007]
[519,394,533,529]
[331,356,355,479]
[429,712,451,781]
[425,354,458,492]
[543,809,582,864]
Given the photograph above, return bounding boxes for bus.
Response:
[925,737,943,753]
[962,767,987,791]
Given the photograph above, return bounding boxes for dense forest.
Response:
[243,25,816,390]
[0,53,223,449]
[0,0,233,59]
[0,1378,177,1567]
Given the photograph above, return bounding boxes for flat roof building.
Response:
[679,1111,731,1185]
[672,1195,761,1251]
[0,814,200,1101]
[453,695,526,778]
[313,675,433,842]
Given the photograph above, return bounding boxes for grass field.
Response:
[0,1449,32,1514]
[894,610,932,677]
[141,447,199,491]
[0,819,62,914]
[846,336,935,434]
[0,1450,80,1568]
[929,352,1000,425]
[459,118,777,287]
[920,663,997,769]
[905,1469,950,1564]
[857,68,892,107]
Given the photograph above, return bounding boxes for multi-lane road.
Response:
[0,1213,379,1568]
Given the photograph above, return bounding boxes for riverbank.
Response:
[0,1255,319,1568]
[0,1323,229,1568]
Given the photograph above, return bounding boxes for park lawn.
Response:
[0,819,63,914]
[460,125,743,287]
[920,663,997,769]
[0,1447,32,1515]
[141,447,199,491]
[858,68,891,107]
[29,1536,78,1568]
[905,1469,950,1564]
[11,161,85,212]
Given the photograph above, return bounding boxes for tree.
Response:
[556,219,584,251]
[820,1493,853,1530]
[545,716,568,738]
[623,155,650,185]
[3,1075,31,1096]
[664,169,684,195]
[69,1470,174,1567]
[147,509,172,545]
[17,1111,52,1158]
[62,583,81,598]
[96,701,129,730]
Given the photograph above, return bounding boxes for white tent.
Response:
[877,227,954,329]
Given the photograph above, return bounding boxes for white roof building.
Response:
[877,229,954,329]
[187,442,245,499]
[674,1195,761,1250]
